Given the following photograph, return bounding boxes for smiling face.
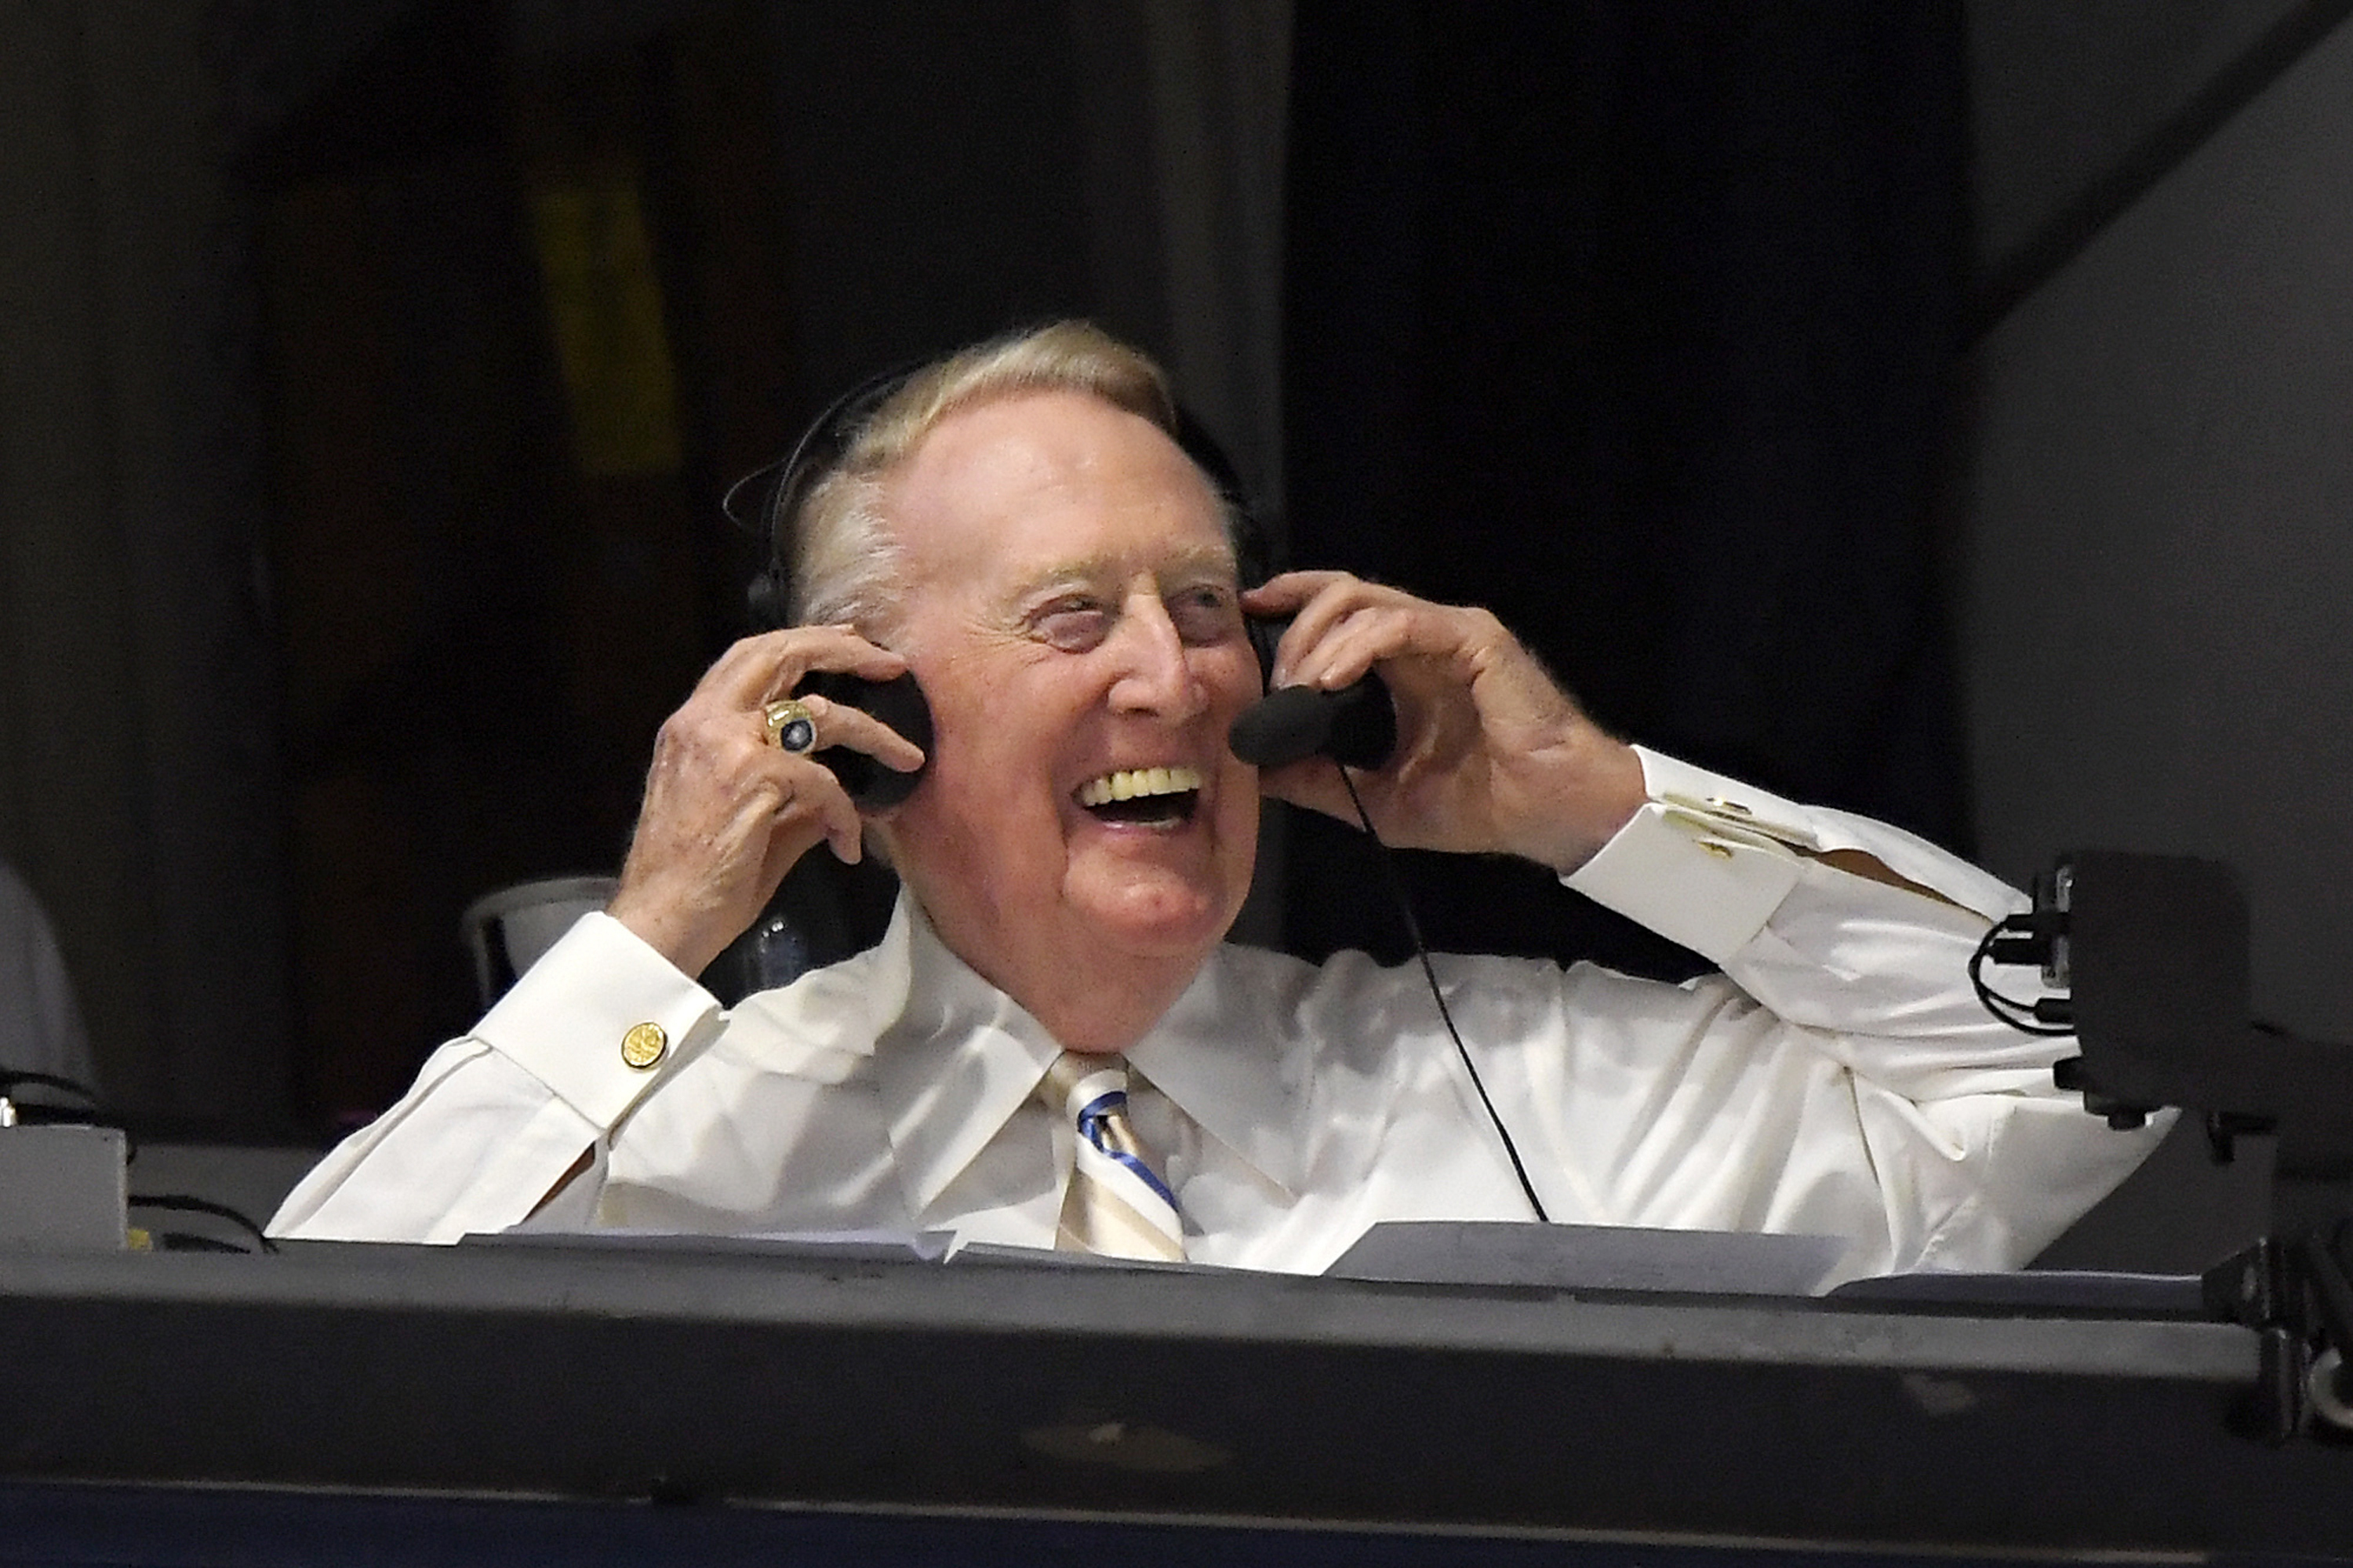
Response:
[868,389,1262,1050]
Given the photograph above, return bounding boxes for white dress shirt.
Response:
[271,750,2165,1279]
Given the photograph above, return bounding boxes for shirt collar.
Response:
[1128,954,1297,1196]
[867,893,1299,1214]
[861,899,1053,1216]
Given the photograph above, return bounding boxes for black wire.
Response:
[0,1068,101,1104]
[152,1232,259,1254]
[1336,766,1552,1224]
[1969,917,2075,1037]
[1,1102,122,1127]
[129,1193,277,1254]
[1,1068,275,1253]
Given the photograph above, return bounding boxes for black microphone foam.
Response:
[1227,677,1396,770]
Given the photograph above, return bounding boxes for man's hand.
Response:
[606,626,926,978]
[1243,573,1646,875]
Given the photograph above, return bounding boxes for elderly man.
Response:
[272,322,2159,1277]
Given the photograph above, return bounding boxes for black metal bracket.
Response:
[1984,851,2353,1444]
[2204,1226,2353,1443]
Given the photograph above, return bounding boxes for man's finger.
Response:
[794,693,929,773]
[1253,575,1430,687]
[707,624,907,709]
[1242,569,1348,615]
[780,764,867,865]
[1284,604,1437,693]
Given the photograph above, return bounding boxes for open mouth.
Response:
[1076,766,1202,827]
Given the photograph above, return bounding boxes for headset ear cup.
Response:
[1230,498,1275,592]
[1234,503,1281,691]
[745,568,788,634]
[1170,404,1279,689]
[1246,614,1284,693]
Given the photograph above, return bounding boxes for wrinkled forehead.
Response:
[992,539,1242,606]
[882,391,1239,584]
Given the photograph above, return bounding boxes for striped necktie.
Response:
[1041,1052,1184,1262]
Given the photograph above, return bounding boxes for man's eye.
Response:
[1035,602,1110,650]
[1169,586,1241,644]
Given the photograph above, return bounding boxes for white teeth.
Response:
[1078,765,1203,808]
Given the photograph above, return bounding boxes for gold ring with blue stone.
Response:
[762,697,817,755]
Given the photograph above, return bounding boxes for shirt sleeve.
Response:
[267,913,720,1244]
[1547,747,2166,1274]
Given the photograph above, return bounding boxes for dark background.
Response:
[1281,3,1967,977]
[3,0,2349,1271]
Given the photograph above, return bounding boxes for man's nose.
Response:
[1107,595,1207,719]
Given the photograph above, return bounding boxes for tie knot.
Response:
[1041,1051,1128,1122]
[1039,1050,1183,1261]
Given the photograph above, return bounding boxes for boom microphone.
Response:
[1227,677,1397,770]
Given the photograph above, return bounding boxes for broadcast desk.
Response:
[0,1238,2346,1565]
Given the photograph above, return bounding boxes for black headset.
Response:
[729,362,1278,652]
[726,352,1385,798]
[724,354,1524,1213]
[729,362,928,637]
[725,362,1286,808]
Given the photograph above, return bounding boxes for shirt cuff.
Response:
[1563,747,1813,966]
[471,910,719,1130]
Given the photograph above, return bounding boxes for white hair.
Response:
[787,322,1194,635]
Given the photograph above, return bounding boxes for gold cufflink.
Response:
[620,1021,668,1070]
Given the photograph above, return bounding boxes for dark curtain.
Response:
[1279,2,1969,976]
